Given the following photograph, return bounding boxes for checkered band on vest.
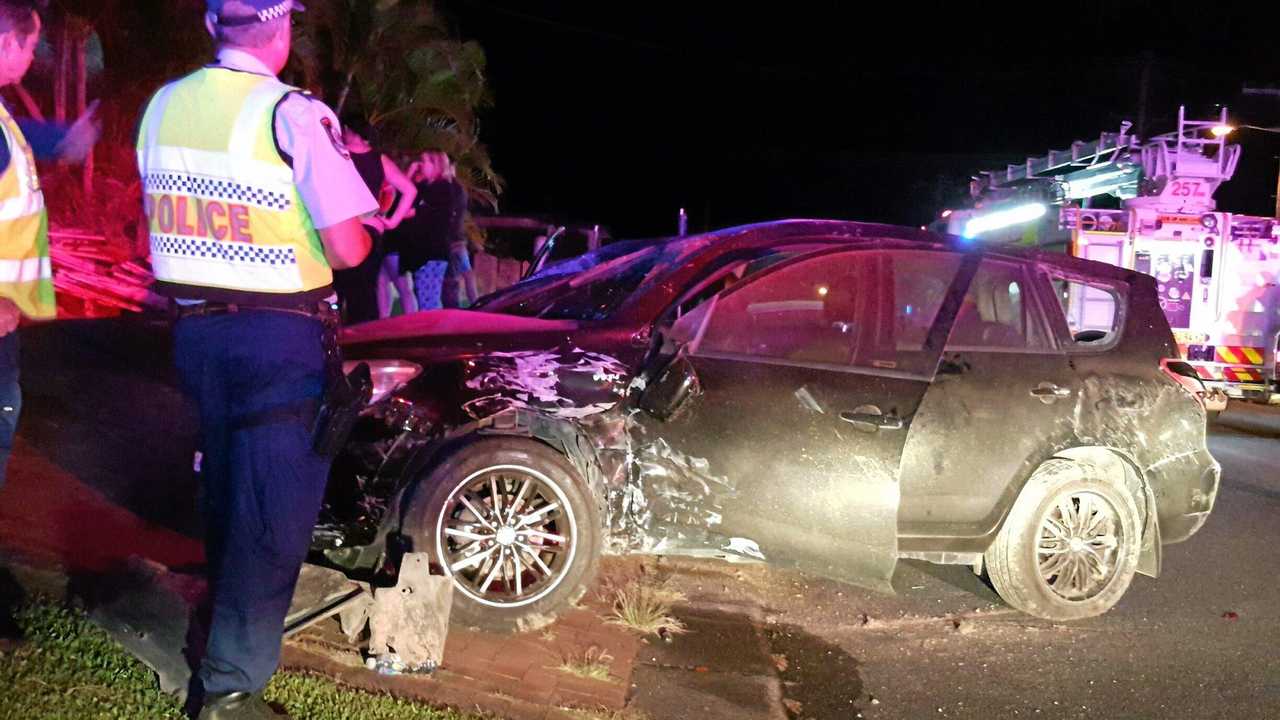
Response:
[145,172,292,211]
[258,1,291,21]
[153,235,299,266]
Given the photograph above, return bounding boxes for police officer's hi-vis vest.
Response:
[0,102,55,320]
[137,67,333,305]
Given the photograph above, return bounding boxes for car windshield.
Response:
[474,237,703,321]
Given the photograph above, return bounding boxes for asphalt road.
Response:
[656,402,1280,720]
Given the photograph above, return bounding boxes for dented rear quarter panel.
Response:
[899,259,1218,554]
[1063,271,1219,544]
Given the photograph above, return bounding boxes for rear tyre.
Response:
[406,437,602,633]
[985,459,1141,621]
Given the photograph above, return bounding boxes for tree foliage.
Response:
[17,0,501,239]
[292,0,502,209]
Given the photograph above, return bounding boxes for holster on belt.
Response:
[312,307,372,457]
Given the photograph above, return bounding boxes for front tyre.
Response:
[407,437,602,633]
[985,459,1141,621]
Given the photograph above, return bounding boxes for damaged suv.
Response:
[314,220,1219,631]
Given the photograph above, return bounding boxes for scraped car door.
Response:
[897,257,1079,541]
[635,247,970,592]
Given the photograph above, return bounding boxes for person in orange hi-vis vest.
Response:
[0,0,97,493]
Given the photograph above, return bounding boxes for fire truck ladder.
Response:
[970,107,1241,201]
[970,126,1140,198]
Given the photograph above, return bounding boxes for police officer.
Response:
[136,1,376,717]
[0,0,96,493]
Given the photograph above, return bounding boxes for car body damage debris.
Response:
[78,559,450,693]
[461,347,630,420]
[609,433,737,555]
[79,557,205,700]
[313,425,431,554]
[282,565,366,640]
[340,554,452,672]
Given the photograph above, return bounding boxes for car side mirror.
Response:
[638,351,701,421]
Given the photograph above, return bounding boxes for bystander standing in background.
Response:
[396,151,465,310]
[332,119,414,324]
[438,154,477,308]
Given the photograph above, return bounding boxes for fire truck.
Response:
[943,107,1280,408]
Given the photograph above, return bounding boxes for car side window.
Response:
[861,250,962,374]
[671,252,800,322]
[945,259,1052,352]
[1049,275,1124,347]
[695,251,874,366]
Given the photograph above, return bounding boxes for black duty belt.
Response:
[172,300,337,321]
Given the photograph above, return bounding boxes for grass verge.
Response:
[0,601,481,720]
[555,646,615,683]
[605,584,686,638]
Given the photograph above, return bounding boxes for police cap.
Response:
[208,0,305,27]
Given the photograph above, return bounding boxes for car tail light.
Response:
[1161,359,1206,410]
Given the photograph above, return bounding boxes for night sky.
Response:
[446,1,1280,239]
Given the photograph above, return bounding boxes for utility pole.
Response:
[1137,51,1153,139]
[1241,86,1280,217]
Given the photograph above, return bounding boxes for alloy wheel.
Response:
[1035,491,1124,601]
[436,464,578,608]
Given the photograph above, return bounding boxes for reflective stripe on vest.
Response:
[0,103,55,319]
[137,68,331,300]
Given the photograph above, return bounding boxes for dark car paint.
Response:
[324,220,1217,592]
[638,360,930,593]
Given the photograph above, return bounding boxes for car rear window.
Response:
[1049,275,1124,348]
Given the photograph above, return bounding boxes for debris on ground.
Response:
[77,556,206,700]
[366,554,453,668]
[366,652,439,676]
[49,231,160,316]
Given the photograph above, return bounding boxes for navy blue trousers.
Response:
[173,311,331,697]
[0,331,18,490]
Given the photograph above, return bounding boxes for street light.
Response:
[1211,124,1235,138]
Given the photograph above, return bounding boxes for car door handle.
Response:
[1029,383,1072,402]
[839,411,905,431]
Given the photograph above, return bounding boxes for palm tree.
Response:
[293,0,502,209]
